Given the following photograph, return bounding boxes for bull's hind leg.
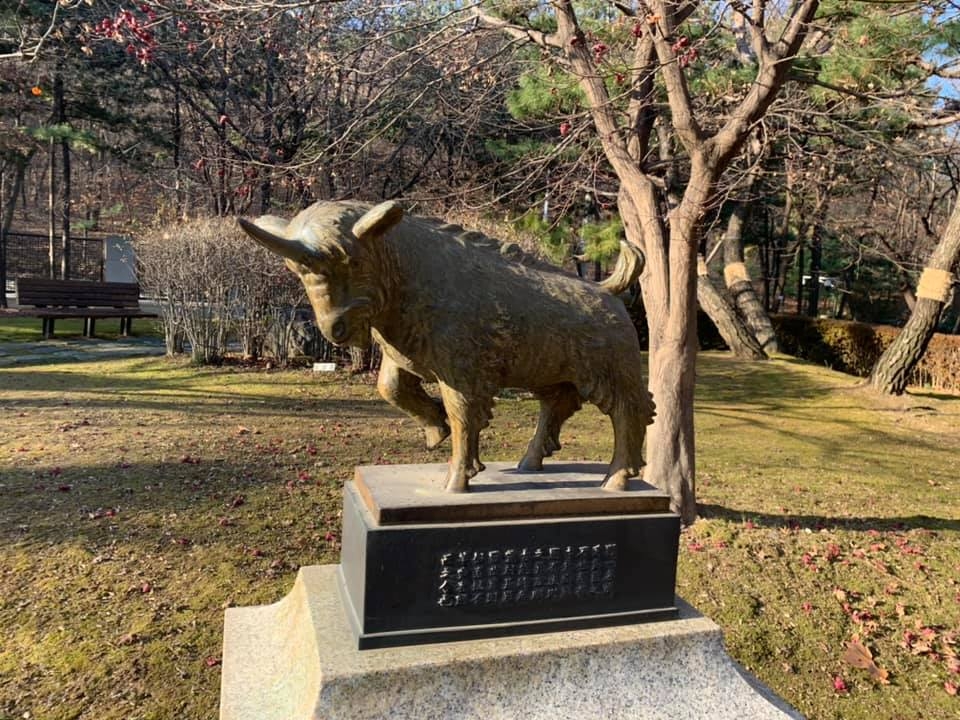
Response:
[438,382,491,492]
[601,389,654,492]
[518,384,582,472]
[377,355,449,449]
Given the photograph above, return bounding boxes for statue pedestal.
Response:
[340,462,680,648]
[220,564,804,720]
[220,463,803,718]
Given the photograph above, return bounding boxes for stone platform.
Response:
[220,565,804,720]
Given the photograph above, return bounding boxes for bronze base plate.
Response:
[353,461,670,525]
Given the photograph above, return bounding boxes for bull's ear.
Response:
[352,201,403,240]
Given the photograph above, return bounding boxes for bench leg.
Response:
[42,318,55,339]
[121,317,131,337]
[84,318,96,337]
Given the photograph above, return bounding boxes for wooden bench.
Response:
[11,278,157,339]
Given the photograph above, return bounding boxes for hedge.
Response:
[771,314,960,393]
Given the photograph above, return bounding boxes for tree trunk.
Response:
[55,71,71,280]
[0,172,6,308]
[172,83,184,218]
[0,158,33,307]
[47,136,56,279]
[722,203,779,352]
[619,186,699,526]
[900,281,917,313]
[0,159,27,308]
[349,346,373,374]
[869,195,960,394]
[697,256,767,359]
[806,232,822,317]
[950,289,960,334]
[644,331,697,525]
[869,300,942,393]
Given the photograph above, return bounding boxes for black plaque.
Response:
[338,464,681,649]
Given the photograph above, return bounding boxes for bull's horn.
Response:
[598,241,645,295]
[352,200,404,239]
[237,217,318,267]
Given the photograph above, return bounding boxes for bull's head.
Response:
[238,201,404,348]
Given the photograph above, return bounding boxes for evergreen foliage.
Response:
[579,216,623,263]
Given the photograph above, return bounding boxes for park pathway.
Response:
[0,336,165,367]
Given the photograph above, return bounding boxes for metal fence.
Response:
[4,231,105,282]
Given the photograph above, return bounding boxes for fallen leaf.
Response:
[842,638,891,684]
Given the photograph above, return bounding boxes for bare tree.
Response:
[478,1,820,522]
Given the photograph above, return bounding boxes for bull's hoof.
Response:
[517,455,543,472]
[443,475,469,493]
[601,473,630,492]
[424,423,450,450]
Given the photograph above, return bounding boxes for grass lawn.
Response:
[0,315,163,343]
[0,351,957,719]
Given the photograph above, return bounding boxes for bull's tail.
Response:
[598,241,645,295]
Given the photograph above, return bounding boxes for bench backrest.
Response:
[15,278,141,308]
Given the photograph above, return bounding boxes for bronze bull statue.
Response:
[238,200,654,493]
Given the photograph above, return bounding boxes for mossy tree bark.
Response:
[869,196,960,394]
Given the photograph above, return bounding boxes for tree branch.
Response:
[471,7,562,49]
[647,0,705,151]
[0,2,62,63]
[625,35,658,162]
[709,0,820,170]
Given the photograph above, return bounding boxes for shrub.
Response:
[772,314,960,392]
[136,217,305,365]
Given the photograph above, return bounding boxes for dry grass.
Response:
[0,352,958,719]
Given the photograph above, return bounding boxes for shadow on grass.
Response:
[0,364,398,418]
[698,503,960,534]
[696,356,843,410]
[0,454,379,547]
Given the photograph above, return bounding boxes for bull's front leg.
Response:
[376,354,449,449]
[438,382,488,492]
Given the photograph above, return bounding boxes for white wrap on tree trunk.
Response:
[723,261,750,286]
[916,267,954,303]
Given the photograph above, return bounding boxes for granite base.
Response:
[220,565,804,720]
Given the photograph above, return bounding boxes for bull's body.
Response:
[239,200,654,492]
